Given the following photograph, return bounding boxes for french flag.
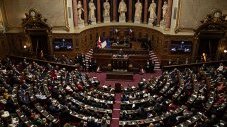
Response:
[97,36,102,48]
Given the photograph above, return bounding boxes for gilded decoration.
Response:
[194,10,227,38]
[22,8,52,33]
[2,0,69,31]
[175,0,227,33]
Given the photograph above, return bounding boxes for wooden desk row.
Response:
[93,48,149,55]
[93,54,149,70]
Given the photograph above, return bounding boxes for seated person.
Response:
[217,63,224,72]
[117,48,124,57]
[145,60,154,72]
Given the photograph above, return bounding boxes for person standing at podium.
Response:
[116,48,128,70]
[116,48,123,69]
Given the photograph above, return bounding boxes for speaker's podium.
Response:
[115,83,122,93]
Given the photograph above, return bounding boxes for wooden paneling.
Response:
[0,33,9,58]
[2,26,195,66]
[161,35,194,65]
[4,33,28,57]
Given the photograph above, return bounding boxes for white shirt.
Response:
[217,65,224,71]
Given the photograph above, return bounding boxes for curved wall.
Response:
[50,25,194,65]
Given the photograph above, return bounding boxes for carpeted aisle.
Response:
[86,71,162,126]
[110,93,122,127]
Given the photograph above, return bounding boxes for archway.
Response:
[194,10,227,61]
[22,9,52,58]
[198,33,223,61]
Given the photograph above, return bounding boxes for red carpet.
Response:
[86,71,162,126]
[110,93,122,127]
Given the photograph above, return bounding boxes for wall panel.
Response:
[3,0,68,30]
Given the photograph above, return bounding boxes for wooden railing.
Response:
[9,55,79,71]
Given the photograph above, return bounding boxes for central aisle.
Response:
[110,93,122,127]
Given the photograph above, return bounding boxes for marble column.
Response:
[83,0,88,25]
[157,0,163,26]
[165,0,173,29]
[143,0,148,23]
[113,0,117,22]
[128,0,132,22]
[72,0,78,28]
[97,0,101,23]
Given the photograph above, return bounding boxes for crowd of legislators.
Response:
[118,63,226,127]
[0,57,108,127]
[0,56,226,127]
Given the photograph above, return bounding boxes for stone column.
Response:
[72,0,78,28]
[143,0,148,23]
[128,0,132,22]
[157,0,163,26]
[113,0,117,22]
[83,0,88,25]
[165,0,173,29]
[97,0,101,23]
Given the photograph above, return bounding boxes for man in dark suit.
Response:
[118,48,124,57]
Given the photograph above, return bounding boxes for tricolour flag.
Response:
[106,39,111,48]
[97,36,101,48]
[101,40,107,48]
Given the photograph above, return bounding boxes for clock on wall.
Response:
[30,10,36,17]
[29,9,38,18]
[212,10,222,18]
[214,11,221,18]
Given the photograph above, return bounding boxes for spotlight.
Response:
[224,49,227,53]
[23,45,27,49]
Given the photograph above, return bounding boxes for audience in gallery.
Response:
[0,56,226,127]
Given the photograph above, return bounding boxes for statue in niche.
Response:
[77,1,85,28]
[103,0,110,23]
[103,0,110,17]
[160,1,168,28]
[118,0,127,22]
[88,0,96,24]
[77,1,84,21]
[134,0,142,23]
[0,10,4,30]
[162,1,168,21]
[0,21,3,29]
[148,0,157,26]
